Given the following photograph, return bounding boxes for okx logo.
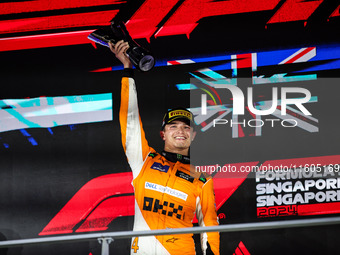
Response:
[143,197,183,220]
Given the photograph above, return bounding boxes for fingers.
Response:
[110,40,129,56]
[117,41,129,56]
[110,40,132,68]
[108,41,115,52]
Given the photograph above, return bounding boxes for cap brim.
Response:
[166,117,195,127]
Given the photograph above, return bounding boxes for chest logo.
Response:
[151,162,170,173]
[143,196,183,220]
[145,182,188,201]
[176,170,194,183]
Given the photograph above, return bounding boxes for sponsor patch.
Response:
[169,110,192,120]
[176,170,194,183]
[148,152,157,158]
[166,237,180,243]
[151,162,170,173]
[145,182,188,201]
[143,196,184,219]
[199,174,207,183]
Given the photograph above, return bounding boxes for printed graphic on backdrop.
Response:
[185,45,340,223]
[1,0,340,254]
[1,0,338,51]
[256,156,340,218]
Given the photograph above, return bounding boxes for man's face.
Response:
[160,120,196,154]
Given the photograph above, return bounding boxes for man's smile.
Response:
[174,136,186,140]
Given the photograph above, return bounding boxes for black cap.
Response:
[161,107,194,130]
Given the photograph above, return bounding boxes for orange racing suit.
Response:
[120,69,220,255]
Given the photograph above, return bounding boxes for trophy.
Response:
[88,19,155,72]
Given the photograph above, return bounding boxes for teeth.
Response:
[175,137,185,140]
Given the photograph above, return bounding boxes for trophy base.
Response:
[138,55,155,72]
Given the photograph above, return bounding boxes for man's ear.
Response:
[191,131,197,142]
[160,131,165,140]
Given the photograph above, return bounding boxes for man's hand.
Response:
[109,40,133,69]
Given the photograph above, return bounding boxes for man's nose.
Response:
[177,126,185,133]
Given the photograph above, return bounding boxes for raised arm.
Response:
[110,41,151,178]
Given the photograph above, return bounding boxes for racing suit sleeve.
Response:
[119,68,151,178]
[196,178,220,255]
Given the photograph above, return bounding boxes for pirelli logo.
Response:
[143,197,183,220]
[169,110,192,120]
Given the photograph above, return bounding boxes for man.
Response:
[110,40,220,255]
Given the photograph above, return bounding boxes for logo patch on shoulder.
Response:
[199,174,207,183]
[151,162,170,173]
[148,152,157,158]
